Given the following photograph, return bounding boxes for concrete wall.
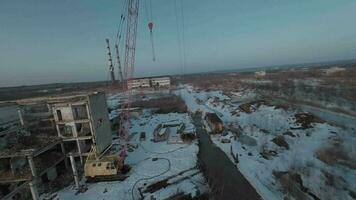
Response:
[73,105,88,120]
[54,106,74,122]
[88,93,112,154]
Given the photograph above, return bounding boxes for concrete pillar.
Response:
[85,103,95,140]
[69,153,80,189]
[60,142,69,169]
[76,139,83,164]
[27,154,37,177]
[55,124,62,138]
[29,181,39,200]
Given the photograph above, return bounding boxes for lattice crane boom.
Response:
[115,44,124,82]
[105,38,116,84]
[119,0,140,139]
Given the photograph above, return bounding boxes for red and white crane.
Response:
[114,0,156,139]
[119,0,140,139]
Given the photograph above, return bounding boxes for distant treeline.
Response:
[0,81,109,101]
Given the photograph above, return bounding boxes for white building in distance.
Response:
[255,71,266,78]
[128,76,171,89]
[323,66,345,75]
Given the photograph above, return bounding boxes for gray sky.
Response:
[1,0,356,87]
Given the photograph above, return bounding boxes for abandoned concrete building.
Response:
[128,76,171,89]
[0,102,66,199]
[150,77,171,88]
[0,136,67,200]
[17,101,56,137]
[49,92,112,163]
[0,92,113,199]
[128,78,151,89]
[205,112,224,134]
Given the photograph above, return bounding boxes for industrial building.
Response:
[128,76,171,89]
[150,77,171,88]
[127,78,151,89]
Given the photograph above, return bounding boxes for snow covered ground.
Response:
[46,100,207,200]
[177,85,356,200]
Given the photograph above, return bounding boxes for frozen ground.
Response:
[106,90,172,120]
[177,85,356,200]
[45,103,207,200]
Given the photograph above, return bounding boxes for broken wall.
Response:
[88,93,112,154]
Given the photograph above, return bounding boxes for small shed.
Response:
[205,112,223,134]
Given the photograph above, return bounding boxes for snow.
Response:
[143,170,206,200]
[177,84,356,200]
[50,107,206,200]
[43,85,355,200]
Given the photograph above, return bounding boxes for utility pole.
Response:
[105,38,116,85]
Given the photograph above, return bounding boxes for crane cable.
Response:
[174,0,187,80]
[174,0,183,76]
[145,0,156,61]
[115,0,128,46]
[180,0,187,77]
[114,0,128,81]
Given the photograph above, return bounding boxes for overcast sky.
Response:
[1,0,356,87]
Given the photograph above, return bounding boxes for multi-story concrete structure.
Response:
[0,92,113,199]
[150,77,171,88]
[128,76,171,89]
[49,92,112,163]
[17,101,56,136]
[127,78,150,89]
[0,103,66,200]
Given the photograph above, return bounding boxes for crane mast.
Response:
[84,0,143,181]
[119,0,140,138]
[115,44,124,82]
[105,38,116,84]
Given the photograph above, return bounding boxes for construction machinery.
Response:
[84,0,141,181]
[84,145,129,182]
